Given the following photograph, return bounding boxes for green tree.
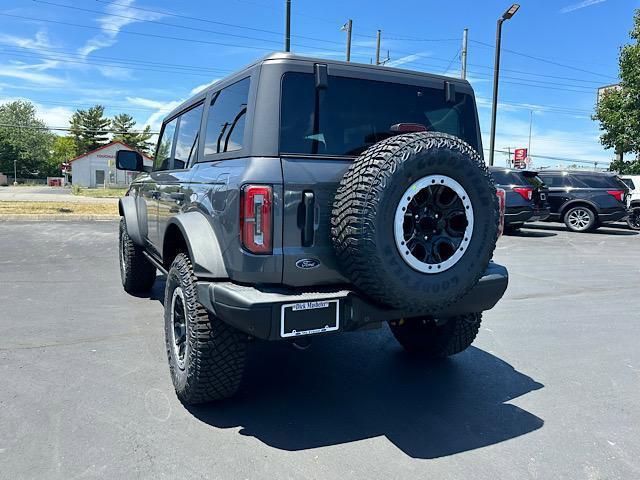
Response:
[69,105,110,155]
[0,100,55,178]
[593,9,640,173]
[111,113,154,155]
[51,136,76,164]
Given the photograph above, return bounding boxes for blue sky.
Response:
[0,0,637,168]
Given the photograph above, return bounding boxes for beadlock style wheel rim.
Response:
[568,208,591,230]
[170,287,188,370]
[394,175,474,274]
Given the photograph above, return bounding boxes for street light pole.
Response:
[488,4,520,166]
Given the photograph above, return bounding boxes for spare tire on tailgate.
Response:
[331,131,499,313]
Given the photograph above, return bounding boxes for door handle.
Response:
[302,191,315,247]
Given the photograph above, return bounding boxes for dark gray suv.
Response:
[116,53,508,404]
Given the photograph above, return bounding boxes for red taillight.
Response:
[513,186,533,201]
[606,190,625,202]
[240,185,272,254]
[496,188,506,237]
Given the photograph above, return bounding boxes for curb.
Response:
[0,215,120,221]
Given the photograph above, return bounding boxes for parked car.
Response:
[489,167,550,231]
[115,53,508,404]
[619,175,640,230]
[537,170,629,232]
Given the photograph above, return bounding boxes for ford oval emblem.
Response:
[296,258,321,270]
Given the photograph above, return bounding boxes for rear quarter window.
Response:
[571,174,623,189]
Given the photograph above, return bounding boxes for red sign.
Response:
[514,148,528,161]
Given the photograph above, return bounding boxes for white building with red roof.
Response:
[69,141,153,188]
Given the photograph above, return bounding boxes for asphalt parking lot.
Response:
[1,221,639,479]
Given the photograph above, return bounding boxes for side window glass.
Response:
[174,104,204,169]
[154,119,177,171]
[204,77,250,155]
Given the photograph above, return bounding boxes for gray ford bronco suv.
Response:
[116,53,508,405]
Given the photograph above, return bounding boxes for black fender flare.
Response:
[118,196,147,246]
[164,211,228,279]
[560,199,600,218]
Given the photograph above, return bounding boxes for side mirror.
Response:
[116,150,147,172]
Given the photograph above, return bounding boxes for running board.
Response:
[143,251,167,274]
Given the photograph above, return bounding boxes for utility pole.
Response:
[284,0,291,52]
[375,29,381,65]
[528,110,533,154]
[461,28,468,79]
[342,19,353,61]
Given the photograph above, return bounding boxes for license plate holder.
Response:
[280,300,339,338]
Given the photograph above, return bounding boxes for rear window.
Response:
[571,174,625,189]
[280,73,480,156]
[490,169,524,185]
[621,178,635,190]
[521,172,546,188]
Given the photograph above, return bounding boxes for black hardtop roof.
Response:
[539,169,617,176]
[164,52,473,122]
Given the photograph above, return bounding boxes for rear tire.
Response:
[388,313,482,358]
[164,253,246,404]
[119,218,156,294]
[563,206,596,233]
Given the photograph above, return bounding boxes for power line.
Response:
[92,0,349,47]
[0,49,221,78]
[487,148,611,166]
[469,39,617,80]
[0,123,159,134]
[0,44,231,74]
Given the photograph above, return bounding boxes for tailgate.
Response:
[281,156,351,287]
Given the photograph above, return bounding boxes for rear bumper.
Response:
[504,207,534,225]
[196,263,509,341]
[598,209,628,223]
[530,206,550,222]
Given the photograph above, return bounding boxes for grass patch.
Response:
[0,201,118,216]
[72,187,127,198]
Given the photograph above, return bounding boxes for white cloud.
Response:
[386,53,426,68]
[78,0,164,57]
[0,63,67,86]
[127,96,182,131]
[560,0,606,14]
[478,108,611,167]
[190,79,220,95]
[0,30,54,50]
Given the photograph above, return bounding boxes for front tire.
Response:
[164,253,246,404]
[564,206,596,233]
[627,207,640,230]
[388,313,482,358]
[119,218,156,294]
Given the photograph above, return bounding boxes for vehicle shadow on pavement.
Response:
[527,224,638,236]
[505,229,557,238]
[187,334,544,459]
